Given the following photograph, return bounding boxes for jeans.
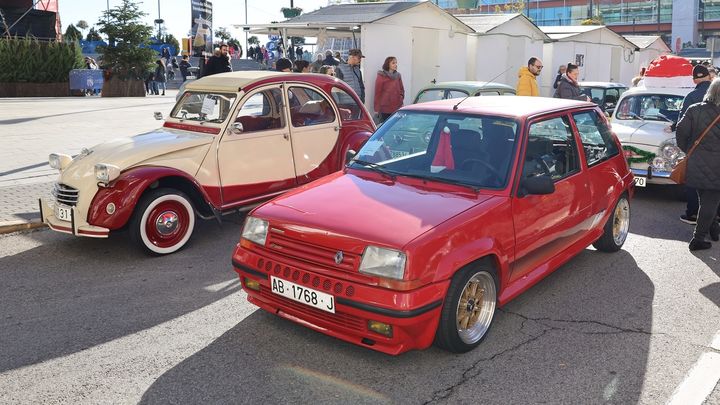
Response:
[154,81,166,95]
[693,189,720,241]
[686,186,699,216]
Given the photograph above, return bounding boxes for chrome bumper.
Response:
[39,198,109,238]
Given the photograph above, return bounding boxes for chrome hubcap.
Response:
[612,198,630,246]
[155,211,179,235]
[456,272,496,344]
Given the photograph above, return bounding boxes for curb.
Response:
[0,220,47,235]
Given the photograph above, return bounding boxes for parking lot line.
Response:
[666,331,720,405]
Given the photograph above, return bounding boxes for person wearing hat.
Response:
[674,63,713,225]
[336,48,366,103]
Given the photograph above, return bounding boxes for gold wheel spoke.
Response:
[459,313,470,329]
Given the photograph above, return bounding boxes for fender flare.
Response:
[87,166,217,230]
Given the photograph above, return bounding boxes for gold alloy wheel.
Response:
[612,197,630,246]
[456,271,496,344]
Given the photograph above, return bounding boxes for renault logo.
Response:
[334,251,344,265]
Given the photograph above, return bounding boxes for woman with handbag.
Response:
[676,78,720,251]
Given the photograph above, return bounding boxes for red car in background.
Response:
[232,96,634,355]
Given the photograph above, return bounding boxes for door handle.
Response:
[283,133,289,140]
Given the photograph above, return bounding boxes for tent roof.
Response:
[540,25,636,48]
[279,1,420,24]
[455,13,550,40]
[624,35,671,52]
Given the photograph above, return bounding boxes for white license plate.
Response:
[270,276,335,313]
[54,205,72,221]
[633,176,646,187]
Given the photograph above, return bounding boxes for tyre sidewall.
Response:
[131,189,195,255]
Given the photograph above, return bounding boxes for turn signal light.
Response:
[368,320,393,337]
[244,277,261,291]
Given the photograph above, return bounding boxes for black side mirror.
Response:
[345,149,357,164]
[519,175,555,197]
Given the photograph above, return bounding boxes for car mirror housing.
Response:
[153,111,163,120]
[230,122,244,134]
[520,175,555,197]
[345,149,357,164]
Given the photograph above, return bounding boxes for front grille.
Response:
[256,257,356,297]
[52,183,79,206]
[259,285,365,333]
[266,231,361,273]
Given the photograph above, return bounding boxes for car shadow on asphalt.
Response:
[0,219,243,374]
[630,184,694,242]
[139,249,652,404]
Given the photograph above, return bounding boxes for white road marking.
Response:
[666,331,720,405]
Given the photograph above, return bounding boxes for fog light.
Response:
[368,320,393,337]
[244,277,261,291]
[106,203,116,215]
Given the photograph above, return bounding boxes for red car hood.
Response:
[254,171,494,250]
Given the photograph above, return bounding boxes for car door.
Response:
[216,85,297,205]
[510,114,592,282]
[286,85,341,184]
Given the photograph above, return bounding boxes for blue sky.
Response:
[58,0,328,42]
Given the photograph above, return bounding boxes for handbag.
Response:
[670,113,720,184]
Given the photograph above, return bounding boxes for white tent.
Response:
[623,35,672,78]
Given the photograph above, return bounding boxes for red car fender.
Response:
[340,129,373,162]
[87,166,217,230]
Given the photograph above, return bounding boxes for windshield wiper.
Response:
[429,176,481,192]
[351,160,397,180]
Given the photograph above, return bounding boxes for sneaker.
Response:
[680,214,697,225]
[689,238,712,251]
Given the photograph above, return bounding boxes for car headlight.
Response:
[359,246,407,280]
[657,140,685,170]
[241,216,269,246]
[48,153,72,170]
[94,163,121,184]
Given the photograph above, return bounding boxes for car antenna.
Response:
[453,65,515,111]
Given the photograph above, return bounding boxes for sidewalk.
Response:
[0,92,178,235]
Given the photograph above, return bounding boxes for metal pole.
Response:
[157,0,161,38]
[245,0,248,59]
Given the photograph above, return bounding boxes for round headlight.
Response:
[94,163,121,184]
[49,153,73,170]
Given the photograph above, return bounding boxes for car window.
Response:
[352,111,518,189]
[477,91,501,96]
[330,86,363,120]
[581,88,605,105]
[447,90,469,99]
[233,88,284,133]
[522,116,580,181]
[171,92,237,124]
[289,87,336,127]
[572,111,619,166]
[415,89,446,103]
[615,94,683,122]
[605,88,620,105]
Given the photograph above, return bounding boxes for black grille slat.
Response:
[52,183,79,206]
[267,232,360,273]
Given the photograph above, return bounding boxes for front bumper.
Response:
[232,245,449,355]
[630,166,676,185]
[39,198,109,238]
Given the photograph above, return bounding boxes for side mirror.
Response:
[345,149,357,164]
[230,122,244,134]
[519,175,555,197]
[153,111,163,120]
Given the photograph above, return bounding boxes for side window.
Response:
[615,96,636,120]
[234,88,285,133]
[447,90,468,99]
[572,111,619,166]
[477,91,501,96]
[522,116,580,181]
[605,88,620,105]
[288,87,336,127]
[331,86,363,120]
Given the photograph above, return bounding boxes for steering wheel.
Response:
[460,158,501,179]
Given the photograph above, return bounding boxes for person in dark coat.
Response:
[336,48,365,102]
[553,64,566,89]
[673,64,713,224]
[203,44,232,77]
[373,56,405,122]
[179,55,192,81]
[553,63,590,101]
[275,58,292,72]
[676,78,720,251]
[322,50,339,66]
[153,59,167,95]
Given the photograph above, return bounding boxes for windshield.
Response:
[615,93,683,122]
[170,92,237,124]
[351,111,519,189]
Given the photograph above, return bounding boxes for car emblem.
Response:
[334,251,344,265]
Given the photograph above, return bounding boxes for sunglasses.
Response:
[534,64,544,69]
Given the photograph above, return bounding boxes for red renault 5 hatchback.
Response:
[232,96,634,355]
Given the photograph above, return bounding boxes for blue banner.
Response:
[69,69,104,90]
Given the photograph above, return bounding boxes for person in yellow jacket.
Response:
[516,57,543,96]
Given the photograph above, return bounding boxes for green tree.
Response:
[215,26,232,44]
[77,19,89,37]
[96,0,155,80]
[162,33,180,54]
[248,36,259,45]
[64,24,82,42]
[86,27,102,41]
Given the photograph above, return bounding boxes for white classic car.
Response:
[39,71,376,255]
[611,85,690,187]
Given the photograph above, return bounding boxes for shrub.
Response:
[0,37,84,83]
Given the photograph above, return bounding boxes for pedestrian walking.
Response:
[310,53,324,73]
[676,78,720,251]
[179,55,192,81]
[153,59,167,96]
[261,45,269,65]
[336,48,365,102]
[516,57,542,96]
[553,65,566,89]
[553,63,591,101]
[373,56,405,122]
[203,44,232,77]
[322,50,339,66]
[673,64,713,225]
[161,46,171,66]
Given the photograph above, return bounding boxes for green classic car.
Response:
[413,81,516,104]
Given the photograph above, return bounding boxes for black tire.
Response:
[129,188,195,256]
[435,265,498,353]
[593,194,630,252]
